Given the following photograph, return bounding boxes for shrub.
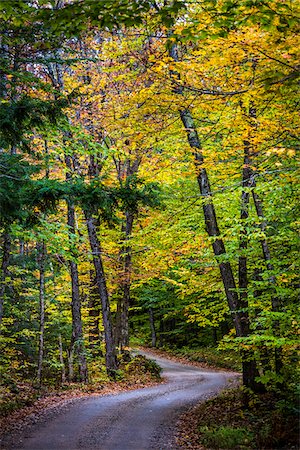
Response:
[124,355,162,380]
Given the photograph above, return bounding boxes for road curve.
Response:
[11,351,237,450]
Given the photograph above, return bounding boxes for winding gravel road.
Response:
[10,351,237,450]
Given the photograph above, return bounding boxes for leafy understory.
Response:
[177,388,299,450]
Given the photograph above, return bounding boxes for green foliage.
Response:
[0,154,38,226]
[69,177,161,226]
[40,0,185,37]
[212,0,299,32]
[116,176,161,215]
[0,394,37,417]
[173,0,299,43]
[0,155,69,225]
[199,425,254,449]
[190,389,299,450]
[0,97,69,149]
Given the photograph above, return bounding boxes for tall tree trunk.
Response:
[238,102,256,300]
[85,155,117,373]
[36,241,46,386]
[116,210,134,350]
[68,254,88,382]
[238,124,261,390]
[65,155,88,383]
[84,211,117,375]
[212,327,218,345]
[238,99,281,379]
[241,99,281,374]
[0,231,11,325]
[238,139,253,305]
[169,41,258,390]
[159,319,164,347]
[252,191,280,304]
[68,348,74,381]
[149,307,157,348]
[88,269,101,353]
[0,34,8,100]
[179,109,246,337]
[58,334,66,384]
[114,156,140,350]
[252,190,282,374]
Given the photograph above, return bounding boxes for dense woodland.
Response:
[0,0,299,403]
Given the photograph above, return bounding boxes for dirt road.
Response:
[8,351,237,449]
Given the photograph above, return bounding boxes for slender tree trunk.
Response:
[114,156,140,350]
[115,298,122,351]
[252,192,279,294]
[179,109,246,337]
[0,35,8,100]
[238,141,252,305]
[116,210,134,350]
[159,319,164,347]
[121,212,134,348]
[19,240,24,256]
[240,99,281,374]
[212,328,218,345]
[85,155,117,373]
[0,232,11,325]
[58,334,66,384]
[238,128,261,390]
[88,269,101,353]
[149,307,157,348]
[36,241,46,386]
[68,348,74,381]
[68,255,88,382]
[169,41,258,390]
[120,279,130,348]
[84,211,117,375]
[238,103,256,304]
[252,190,282,374]
[65,155,88,383]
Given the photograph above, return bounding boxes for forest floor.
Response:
[0,349,235,449]
[176,387,300,450]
